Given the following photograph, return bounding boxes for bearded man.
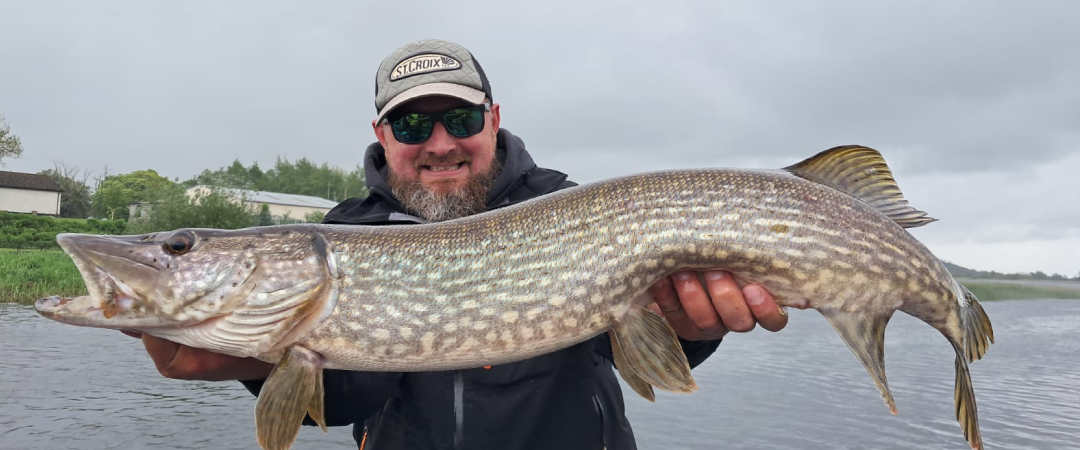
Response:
[129,39,789,450]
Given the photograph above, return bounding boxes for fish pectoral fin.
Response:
[255,346,326,450]
[820,307,897,415]
[608,330,656,401]
[611,305,697,396]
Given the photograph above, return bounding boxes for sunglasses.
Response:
[385,103,491,144]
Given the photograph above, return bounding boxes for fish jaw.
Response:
[34,294,178,330]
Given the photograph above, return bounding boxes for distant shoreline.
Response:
[958,278,1080,301]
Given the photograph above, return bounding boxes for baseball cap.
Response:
[374,39,493,124]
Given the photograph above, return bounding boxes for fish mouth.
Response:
[34,294,114,327]
[38,233,165,328]
[34,273,144,328]
[35,295,75,313]
[34,294,222,335]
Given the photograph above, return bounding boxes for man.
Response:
[128,39,788,449]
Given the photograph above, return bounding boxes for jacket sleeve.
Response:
[239,369,403,427]
[678,337,722,368]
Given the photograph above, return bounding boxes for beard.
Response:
[387,155,502,223]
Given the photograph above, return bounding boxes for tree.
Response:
[0,115,24,166]
[183,157,368,202]
[38,162,93,218]
[127,187,255,234]
[257,204,274,226]
[90,169,177,220]
[247,163,265,188]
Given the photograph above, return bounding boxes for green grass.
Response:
[0,250,87,304]
[959,279,1080,301]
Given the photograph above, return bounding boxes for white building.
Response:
[185,185,338,221]
[0,171,63,216]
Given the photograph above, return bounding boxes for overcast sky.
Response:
[1,1,1077,276]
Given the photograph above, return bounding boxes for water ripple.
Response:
[624,299,1080,450]
[4,300,1079,449]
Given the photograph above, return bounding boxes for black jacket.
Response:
[243,129,721,450]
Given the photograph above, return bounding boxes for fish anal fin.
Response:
[255,346,325,450]
[783,145,936,228]
[820,307,897,415]
[611,306,697,395]
[608,330,656,401]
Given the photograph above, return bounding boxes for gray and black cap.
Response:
[374,39,493,124]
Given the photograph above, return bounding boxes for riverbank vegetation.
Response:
[0,250,85,304]
[958,278,1080,301]
[0,212,125,247]
[4,157,367,249]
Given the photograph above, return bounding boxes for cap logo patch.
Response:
[390,54,462,81]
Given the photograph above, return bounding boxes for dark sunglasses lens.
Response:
[443,107,485,137]
[391,114,433,144]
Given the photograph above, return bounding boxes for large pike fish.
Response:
[35,146,994,449]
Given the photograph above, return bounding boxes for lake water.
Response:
[2,299,1078,450]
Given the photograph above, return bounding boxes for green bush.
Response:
[0,211,127,245]
[126,187,256,234]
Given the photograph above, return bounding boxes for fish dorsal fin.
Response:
[783,145,937,228]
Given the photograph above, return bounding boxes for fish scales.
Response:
[303,168,946,371]
[36,146,994,450]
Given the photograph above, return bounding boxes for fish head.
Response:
[35,226,335,334]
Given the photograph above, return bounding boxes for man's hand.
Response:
[121,331,274,381]
[649,270,788,341]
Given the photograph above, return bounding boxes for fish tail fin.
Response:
[820,308,898,415]
[953,350,983,449]
[959,284,995,363]
[947,284,992,449]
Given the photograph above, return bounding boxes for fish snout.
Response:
[34,295,71,314]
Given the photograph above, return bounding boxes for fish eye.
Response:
[163,231,196,255]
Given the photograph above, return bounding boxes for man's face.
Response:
[372,95,502,222]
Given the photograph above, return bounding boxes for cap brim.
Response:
[376,83,487,123]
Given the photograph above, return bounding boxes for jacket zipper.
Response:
[454,371,465,450]
[593,395,608,450]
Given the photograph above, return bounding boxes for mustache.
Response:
[414,153,472,168]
